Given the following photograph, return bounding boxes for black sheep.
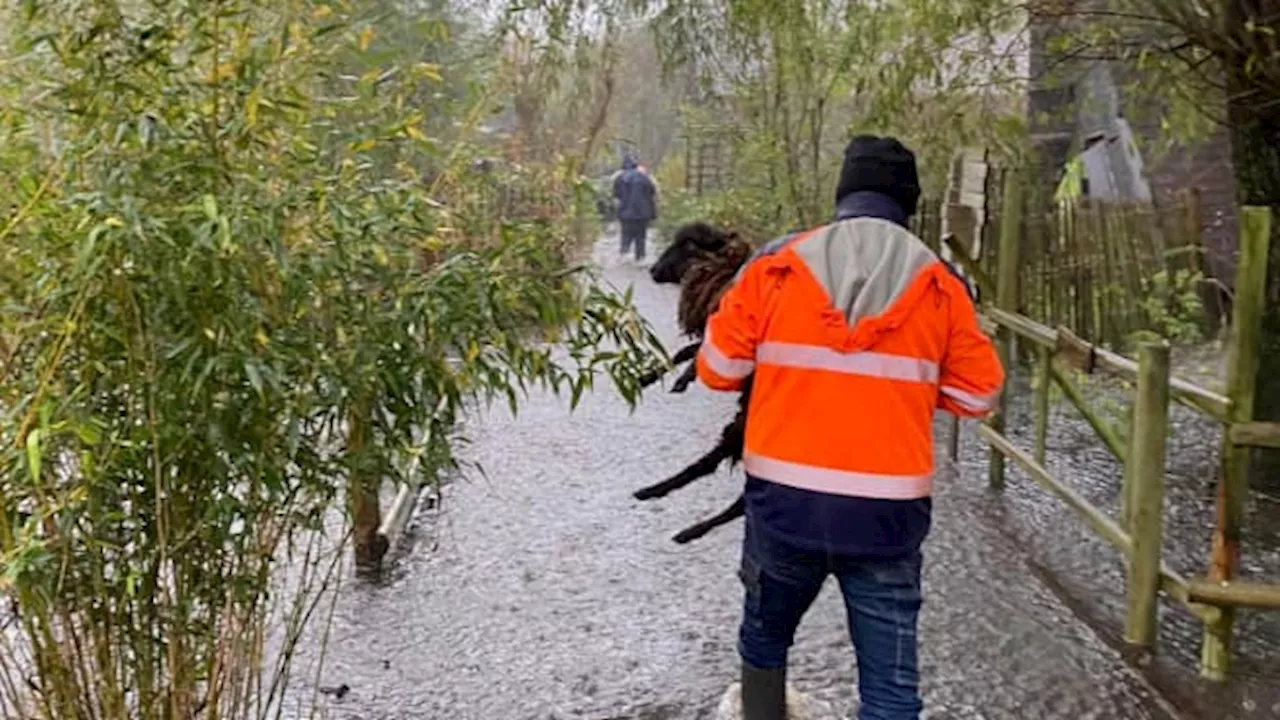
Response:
[639,222,749,393]
[635,222,754,544]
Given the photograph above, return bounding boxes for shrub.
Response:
[0,2,663,717]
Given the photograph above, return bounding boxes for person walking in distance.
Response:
[695,136,1005,720]
[612,155,657,264]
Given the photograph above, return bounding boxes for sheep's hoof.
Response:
[672,530,698,544]
[632,486,666,501]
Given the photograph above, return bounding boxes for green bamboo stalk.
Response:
[988,168,1024,491]
[1034,345,1052,464]
[1124,342,1171,649]
[1202,206,1272,681]
[1131,204,1157,333]
[1182,188,1222,337]
[1084,204,1100,341]
[1097,204,1116,345]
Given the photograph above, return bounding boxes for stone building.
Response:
[1026,5,1239,287]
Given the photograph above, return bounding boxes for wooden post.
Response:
[1202,207,1272,680]
[1033,346,1052,464]
[1124,341,1171,649]
[988,168,1024,490]
[1122,399,1137,533]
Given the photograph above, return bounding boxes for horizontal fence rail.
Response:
[960,171,1279,684]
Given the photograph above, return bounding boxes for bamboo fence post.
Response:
[988,169,1024,491]
[1182,188,1222,338]
[1053,208,1067,327]
[1034,345,1052,464]
[1123,204,1150,340]
[1064,204,1079,332]
[1124,341,1172,649]
[1097,205,1117,346]
[1202,207,1272,681]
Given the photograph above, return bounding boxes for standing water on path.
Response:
[295,234,1184,720]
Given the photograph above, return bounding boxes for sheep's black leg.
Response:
[638,364,667,389]
[670,342,700,365]
[672,495,745,544]
[633,440,733,500]
[638,342,701,389]
[669,362,698,394]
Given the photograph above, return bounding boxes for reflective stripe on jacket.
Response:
[697,217,1004,505]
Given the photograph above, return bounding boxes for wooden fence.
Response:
[948,168,1279,682]
[948,176,1223,349]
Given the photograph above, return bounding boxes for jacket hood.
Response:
[621,156,638,170]
[782,219,950,352]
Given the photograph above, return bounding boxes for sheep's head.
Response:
[675,232,753,337]
[649,222,731,284]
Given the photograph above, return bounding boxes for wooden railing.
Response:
[948,178,1279,682]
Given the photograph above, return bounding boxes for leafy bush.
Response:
[0,2,662,717]
[1133,269,1207,345]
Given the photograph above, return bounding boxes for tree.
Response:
[0,1,663,716]
[647,0,1029,232]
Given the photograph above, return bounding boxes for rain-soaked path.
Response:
[300,234,1278,720]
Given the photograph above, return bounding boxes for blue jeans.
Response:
[738,516,924,720]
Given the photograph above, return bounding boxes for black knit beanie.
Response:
[834,135,921,218]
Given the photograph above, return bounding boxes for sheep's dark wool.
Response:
[639,224,750,393]
[635,221,754,544]
[676,233,751,338]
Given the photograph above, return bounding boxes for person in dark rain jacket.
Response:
[612,155,658,263]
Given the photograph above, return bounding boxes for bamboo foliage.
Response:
[0,2,666,718]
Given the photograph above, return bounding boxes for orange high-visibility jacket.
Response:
[697,217,1004,502]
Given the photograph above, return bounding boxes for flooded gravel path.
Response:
[306,235,1195,720]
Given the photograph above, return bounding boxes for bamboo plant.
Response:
[0,1,664,718]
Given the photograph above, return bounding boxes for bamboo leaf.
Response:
[25,429,42,484]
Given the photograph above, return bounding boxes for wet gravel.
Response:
[297,235,1226,720]
[987,369,1280,719]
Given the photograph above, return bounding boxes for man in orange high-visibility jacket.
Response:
[698,136,1004,720]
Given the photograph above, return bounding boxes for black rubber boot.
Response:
[741,662,787,720]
